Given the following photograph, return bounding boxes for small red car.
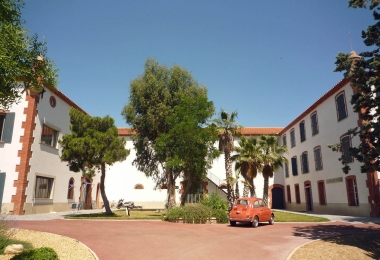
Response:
[228,197,274,227]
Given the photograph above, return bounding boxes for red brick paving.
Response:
[16,220,380,260]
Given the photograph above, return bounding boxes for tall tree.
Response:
[59,108,130,215]
[232,136,262,198]
[122,58,217,209]
[328,0,380,217]
[0,0,58,109]
[259,135,287,206]
[155,95,220,206]
[213,110,241,210]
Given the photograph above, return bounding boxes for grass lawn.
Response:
[273,210,330,222]
[65,210,165,220]
[65,209,329,222]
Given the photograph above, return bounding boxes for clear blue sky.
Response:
[22,1,373,128]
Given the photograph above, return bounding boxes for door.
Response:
[305,185,313,211]
[272,187,285,209]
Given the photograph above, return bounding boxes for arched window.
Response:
[67,177,74,200]
[134,184,144,189]
[219,183,227,189]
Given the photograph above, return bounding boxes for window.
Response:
[290,129,296,147]
[346,176,359,206]
[336,92,348,121]
[35,176,54,199]
[0,112,15,143]
[291,156,298,176]
[299,121,306,142]
[341,135,353,163]
[284,163,289,178]
[311,112,319,135]
[317,180,326,205]
[282,135,287,146]
[67,178,74,200]
[301,152,309,174]
[286,185,291,203]
[295,184,301,204]
[314,146,323,170]
[134,184,144,189]
[41,125,59,147]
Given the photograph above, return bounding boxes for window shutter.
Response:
[336,95,347,121]
[0,173,6,208]
[2,113,15,143]
[311,114,319,135]
[291,157,298,176]
[302,153,309,173]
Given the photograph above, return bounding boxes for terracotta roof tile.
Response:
[118,127,283,137]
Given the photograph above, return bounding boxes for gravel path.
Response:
[0,229,96,260]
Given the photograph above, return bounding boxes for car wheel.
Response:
[269,214,274,225]
[251,216,259,228]
[230,221,236,226]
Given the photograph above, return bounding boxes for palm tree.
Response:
[213,109,241,210]
[233,136,262,198]
[259,135,288,206]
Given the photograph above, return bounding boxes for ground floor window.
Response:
[286,185,291,203]
[317,180,326,205]
[35,176,54,199]
[295,184,301,204]
[346,176,359,206]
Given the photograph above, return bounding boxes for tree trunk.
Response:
[224,151,234,210]
[242,183,249,197]
[166,169,176,210]
[249,178,256,198]
[262,175,269,206]
[180,179,193,206]
[100,162,112,215]
[235,181,240,199]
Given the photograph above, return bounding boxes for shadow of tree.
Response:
[292,224,380,259]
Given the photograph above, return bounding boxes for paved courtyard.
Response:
[15,217,380,260]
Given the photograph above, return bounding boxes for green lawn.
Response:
[65,209,330,222]
[273,210,330,222]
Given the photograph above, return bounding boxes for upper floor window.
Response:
[41,125,59,148]
[134,184,144,189]
[291,156,298,176]
[301,152,309,174]
[311,112,319,135]
[314,146,323,170]
[290,129,296,148]
[284,163,289,178]
[335,92,348,121]
[0,112,15,143]
[299,121,306,142]
[341,135,353,164]
[282,135,287,146]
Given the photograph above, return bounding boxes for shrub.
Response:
[11,247,58,260]
[165,206,184,221]
[199,192,228,211]
[211,209,229,223]
[166,204,212,223]
[0,206,20,254]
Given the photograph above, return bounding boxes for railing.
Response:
[185,193,202,203]
[207,172,223,187]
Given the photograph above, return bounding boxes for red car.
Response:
[228,197,274,227]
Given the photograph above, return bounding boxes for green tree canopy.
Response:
[59,108,130,214]
[0,0,58,109]
[122,58,218,209]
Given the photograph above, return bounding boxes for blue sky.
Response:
[22,1,374,128]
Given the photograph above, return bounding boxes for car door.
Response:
[259,199,271,221]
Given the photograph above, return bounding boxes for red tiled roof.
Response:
[118,127,283,137]
[279,78,350,136]
[240,127,284,136]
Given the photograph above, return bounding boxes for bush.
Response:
[11,247,58,260]
[199,192,228,211]
[0,236,33,255]
[211,209,229,223]
[166,204,212,223]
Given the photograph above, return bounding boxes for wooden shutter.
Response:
[2,113,15,143]
[291,157,298,176]
[0,173,6,210]
[302,153,309,173]
[336,94,347,121]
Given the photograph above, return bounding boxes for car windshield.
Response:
[236,200,249,205]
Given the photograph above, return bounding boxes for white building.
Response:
[0,89,101,214]
[2,78,379,217]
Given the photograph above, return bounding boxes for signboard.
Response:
[326,177,343,184]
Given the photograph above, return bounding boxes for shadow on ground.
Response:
[292,224,380,259]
